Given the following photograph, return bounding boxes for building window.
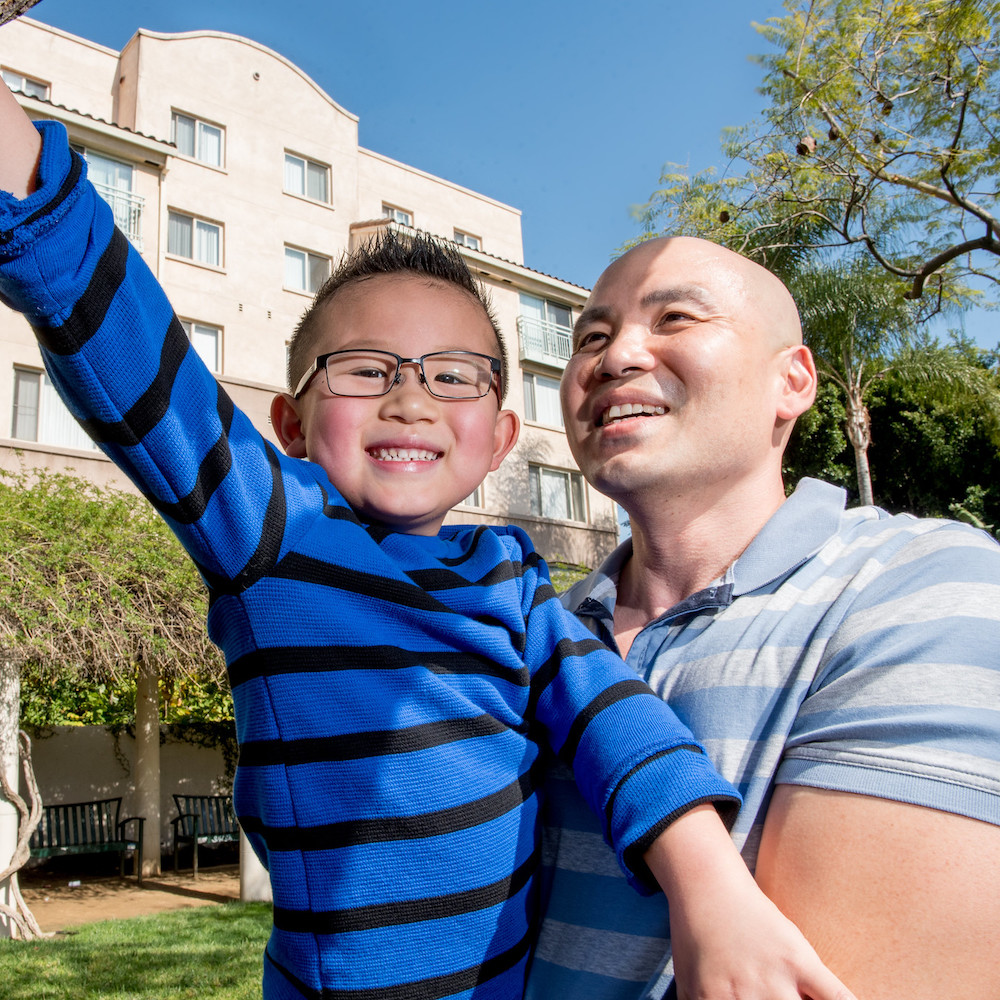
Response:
[529,464,587,523]
[284,152,330,204]
[181,320,222,373]
[1,69,49,100]
[284,246,331,294]
[382,204,412,227]
[459,486,484,509]
[171,111,224,167]
[522,371,563,428]
[518,293,573,367]
[167,211,222,267]
[11,368,97,452]
[73,147,144,250]
[453,230,481,251]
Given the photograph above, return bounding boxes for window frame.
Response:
[522,370,564,428]
[381,203,413,227]
[284,151,332,205]
[528,463,588,523]
[284,245,332,295]
[167,209,224,268]
[11,366,98,452]
[453,229,481,251]
[180,319,223,374]
[171,110,225,168]
[458,485,485,509]
[1,68,49,100]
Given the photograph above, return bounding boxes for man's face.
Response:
[276,274,518,535]
[560,238,794,504]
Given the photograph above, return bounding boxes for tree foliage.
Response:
[789,255,1000,503]
[639,0,1000,309]
[0,469,225,684]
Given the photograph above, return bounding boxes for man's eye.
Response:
[573,331,608,353]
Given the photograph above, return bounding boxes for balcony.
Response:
[93,182,145,252]
[517,315,572,371]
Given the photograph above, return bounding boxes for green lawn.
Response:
[0,903,272,999]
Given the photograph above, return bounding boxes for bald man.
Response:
[525,238,1000,1000]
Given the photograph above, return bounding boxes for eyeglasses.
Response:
[293,349,502,400]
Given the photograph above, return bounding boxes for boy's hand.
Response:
[644,804,856,1000]
[1,0,44,27]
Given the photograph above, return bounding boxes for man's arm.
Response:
[0,80,41,196]
[757,786,1000,1000]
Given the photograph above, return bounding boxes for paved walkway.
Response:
[18,864,243,934]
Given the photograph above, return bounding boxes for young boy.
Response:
[0,87,852,1000]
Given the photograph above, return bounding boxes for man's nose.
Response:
[596,326,655,380]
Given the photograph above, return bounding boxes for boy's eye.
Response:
[349,366,389,380]
[433,370,474,386]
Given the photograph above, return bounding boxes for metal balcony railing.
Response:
[93,182,145,252]
[517,315,572,370]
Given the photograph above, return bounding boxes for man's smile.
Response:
[597,402,667,427]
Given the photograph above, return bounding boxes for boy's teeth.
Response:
[602,403,666,425]
[371,447,439,461]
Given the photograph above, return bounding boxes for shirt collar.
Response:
[565,478,847,624]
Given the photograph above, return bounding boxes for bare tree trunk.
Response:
[845,390,875,506]
[0,659,20,938]
[134,657,161,878]
[0,656,47,940]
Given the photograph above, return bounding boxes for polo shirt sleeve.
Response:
[777,519,1000,825]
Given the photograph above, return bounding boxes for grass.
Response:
[0,902,272,999]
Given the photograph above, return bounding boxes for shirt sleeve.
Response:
[0,121,313,588]
[777,519,1000,825]
[514,532,740,892]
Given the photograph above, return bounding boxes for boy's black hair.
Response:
[287,228,508,401]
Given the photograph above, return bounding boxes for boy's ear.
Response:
[489,408,520,472]
[270,393,308,457]
[775,344,817,421]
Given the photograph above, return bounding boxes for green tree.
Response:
[0,469,227,930]
[791,257,1000,504]
[639,0,1000,308]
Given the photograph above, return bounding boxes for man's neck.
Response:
[612,475,787,658]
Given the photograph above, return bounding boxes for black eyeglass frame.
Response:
[293,349,503,400]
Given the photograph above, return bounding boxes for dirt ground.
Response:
[17,862,243,935]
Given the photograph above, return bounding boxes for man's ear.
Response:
[489,408,520,472]
[270,393,308,457]
[776,345,817,421]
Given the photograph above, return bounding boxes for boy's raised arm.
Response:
[0,81,42,198]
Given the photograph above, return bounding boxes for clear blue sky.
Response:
[16,0,999,346]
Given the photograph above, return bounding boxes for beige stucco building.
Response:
[1,16,618,568]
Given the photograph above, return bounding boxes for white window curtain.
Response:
[168,212,193,258]
[284,154,305,196]
[195,220,220,266]
[39,374,97,451]
[198,122,222,166]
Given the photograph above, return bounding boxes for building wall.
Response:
[0,16,618,568]
[23,725,230,854]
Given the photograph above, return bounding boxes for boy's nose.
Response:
[381,363,437,418]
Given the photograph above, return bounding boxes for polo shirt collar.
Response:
[567,478,847,626]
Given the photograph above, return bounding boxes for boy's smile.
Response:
[272,273,519,535]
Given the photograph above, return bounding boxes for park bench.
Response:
[28,797,145,884]
[171,793,239,877]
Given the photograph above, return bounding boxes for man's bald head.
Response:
[594,236,803,353]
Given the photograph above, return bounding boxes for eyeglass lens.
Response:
[324,350,495,398]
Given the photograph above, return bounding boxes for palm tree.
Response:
[791,258,1000,505]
